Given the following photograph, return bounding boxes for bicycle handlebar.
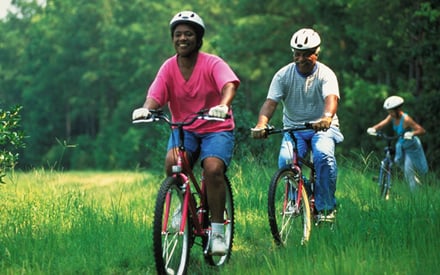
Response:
[370,131,401,141]
[132,109,230,127]
[265,123,314,136]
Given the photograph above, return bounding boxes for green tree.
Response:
[0,0,438,173]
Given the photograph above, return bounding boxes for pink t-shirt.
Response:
[147,52,240,134]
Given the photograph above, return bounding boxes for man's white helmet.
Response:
[290,28,321,50]
[383,96,404,110]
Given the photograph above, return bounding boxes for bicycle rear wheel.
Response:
[268,167,311,246]
[378,161,391,200]
[153,177,190,275]
[203,176,234,266]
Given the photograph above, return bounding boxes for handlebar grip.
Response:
[265,123,313,135]
[132,117,156,123]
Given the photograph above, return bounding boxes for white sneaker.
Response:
[210,234,227,256]
[317,209,336,223]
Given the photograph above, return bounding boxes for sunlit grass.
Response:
[0,158,439,274]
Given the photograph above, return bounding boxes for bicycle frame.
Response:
[378,151,393,199]
[134,109,234,273]
[269,127,316,212]
[166,127,207,237]
[135,110,221,239]
[372,132,399,199]
[266,124,317,246]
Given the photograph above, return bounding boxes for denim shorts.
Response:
[167,129,234,167]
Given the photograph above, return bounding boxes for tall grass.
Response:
[0,157,439,274]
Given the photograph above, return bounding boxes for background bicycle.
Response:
[368,131,399,200]
[265,124,320,247]
[133,109,234,274]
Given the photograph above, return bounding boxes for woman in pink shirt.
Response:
[132,11,240,256]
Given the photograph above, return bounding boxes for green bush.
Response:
[0,105,26,183]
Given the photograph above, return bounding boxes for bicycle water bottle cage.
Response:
[172,165,182,173]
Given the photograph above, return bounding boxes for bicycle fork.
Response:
[285,177,305,215]
[163,174,201,235]
[162,180,187,234]
[379,159,392,199]
[163,172,216,255]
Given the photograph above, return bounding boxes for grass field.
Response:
[0,158,439,274]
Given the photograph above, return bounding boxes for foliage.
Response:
[0,0,439,171]
[0,106,26,183]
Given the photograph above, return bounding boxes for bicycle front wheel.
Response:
[378,161,391,200]
[153,176,190,275]
[268,167,311,246]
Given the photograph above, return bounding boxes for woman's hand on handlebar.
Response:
[208,104,229,118]
[132,107,150,120]
[367,127,377,136]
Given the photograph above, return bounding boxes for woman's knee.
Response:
[203,157,225,177]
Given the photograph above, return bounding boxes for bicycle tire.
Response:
[153,176,190,275]
[203,176,234,266]
[268,167,311,246]
[378,161,391,200]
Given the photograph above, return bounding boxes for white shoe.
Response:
[210,234,227,256]
[317,209,336,223]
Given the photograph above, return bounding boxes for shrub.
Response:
[0,105,26,183]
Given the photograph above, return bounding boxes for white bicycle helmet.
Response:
[290,28,321,50]
[383,96,404,110]
[170,11,205,37]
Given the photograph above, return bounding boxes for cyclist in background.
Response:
[367,95,428,191]
[251,28,344,222]
[132,11,240,255]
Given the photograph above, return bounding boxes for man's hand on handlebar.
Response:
[250,125,268,139]
[312,117,332,131]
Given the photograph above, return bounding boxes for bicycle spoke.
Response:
[279,213,294,240]
[163,232,180,268]
[268,168,311,246]
[153,177,190,275]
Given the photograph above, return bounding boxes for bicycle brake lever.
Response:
[266,124,275,130]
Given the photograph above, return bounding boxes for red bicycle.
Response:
[133,109,234,274]
[265,124,318,246]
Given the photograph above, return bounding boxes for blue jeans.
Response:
[167,129,234,168]
[278,126,344,212]
[394,137,428,191]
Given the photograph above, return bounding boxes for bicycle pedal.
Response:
[315,220,336,228]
